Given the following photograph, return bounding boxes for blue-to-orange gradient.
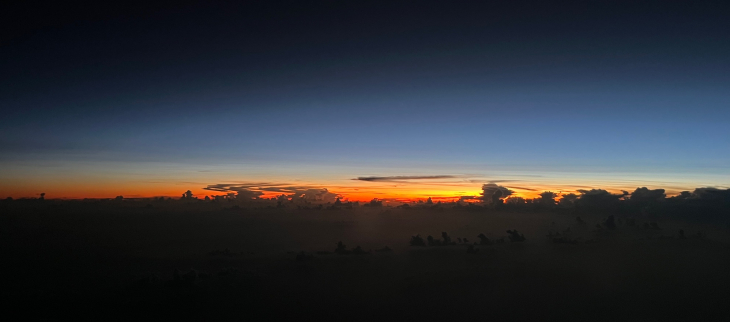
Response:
[1,2,728,200]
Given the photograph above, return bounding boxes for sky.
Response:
[1,1,729,200]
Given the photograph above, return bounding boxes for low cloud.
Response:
[693,187,730,200]
[203,183,339,202]
[203,184,264,199]
[288,188,339,202]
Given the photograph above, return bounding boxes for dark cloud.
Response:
[467,179,523,183]
[504,186,538,191]
[236,189,264,200]
[204,183,273,192]
[203,183,339,202]
[575,189,622,208]
[260,186,320,193]
[288,188,339,203]
[355,175,457,182]
[480,183,514,204]
[692,187,730,200]
[203,184,264,199]
[630,187,665,201]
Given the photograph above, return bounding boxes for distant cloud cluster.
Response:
[203,183,339,202]
[202,175,721,206]
[203,183,264,199]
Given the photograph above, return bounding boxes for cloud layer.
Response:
[203,183,339,202]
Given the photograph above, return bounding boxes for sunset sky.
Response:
[1,1,729,200]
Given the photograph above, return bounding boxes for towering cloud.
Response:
[480,183,513,204]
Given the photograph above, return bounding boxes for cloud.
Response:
[203,184,264,199]
[354,175,457,182]
[467,179,523,183]
[504,186,538,191]
[630,187,666,201]
[288,188,339,202]
[203,183,339,202]
[693,187,730,200]
[236,189,264,200]
[480,183,514,203]
[204,183,271,192]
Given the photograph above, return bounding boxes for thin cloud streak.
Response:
[505,186,539,191]
[354,175,458,182]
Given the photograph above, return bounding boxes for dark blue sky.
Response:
[1,1,729,198]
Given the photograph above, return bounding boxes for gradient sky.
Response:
[1,1,729,200]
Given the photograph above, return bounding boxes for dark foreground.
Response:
[2,201,730,321]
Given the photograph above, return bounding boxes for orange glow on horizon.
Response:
[0,176,690,202]
[0,186,563,203]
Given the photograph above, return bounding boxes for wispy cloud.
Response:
[354,175,457,182]
[504,186,538,191]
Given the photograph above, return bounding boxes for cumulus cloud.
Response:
[575,189,622,207]
[480,183,514,204]
[288,188,339,202]
[692,187,730,200]
[630,187,666,203]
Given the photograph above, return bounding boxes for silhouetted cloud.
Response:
[575,189,622,208]
[236,189,264,200]
[289,188,339,202]
[504,186,538,191]
[630,187,666,205]
[458,195,478,201]
[480,183,513,204]
[203,184,264,199]
[354,175,457,182]
[692,187,730,200]
[203,183,339,202]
